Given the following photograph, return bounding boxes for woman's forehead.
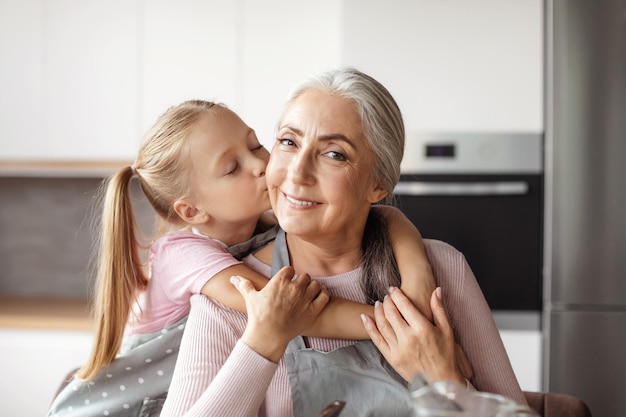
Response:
[280,90,363,137]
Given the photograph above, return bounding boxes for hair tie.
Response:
[130,165,137,176]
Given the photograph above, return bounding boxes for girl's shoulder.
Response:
[152,231,229,258]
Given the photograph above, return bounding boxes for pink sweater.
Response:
[161,239,525,417]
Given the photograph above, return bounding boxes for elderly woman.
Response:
[161,68,524,417]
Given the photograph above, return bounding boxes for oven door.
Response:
[393,173,543,311]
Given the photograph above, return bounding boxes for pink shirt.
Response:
[125,232,241,335]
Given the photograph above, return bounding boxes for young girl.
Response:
[78,99,436,382]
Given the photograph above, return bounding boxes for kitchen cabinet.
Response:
[500,329,543,392]
[1,0,141,160]
[341,0,544,133]
[0,326,92,417]
[2,0,544,158]
[238,0,342,148]
[0,0,46,159]
[140,0,239,134]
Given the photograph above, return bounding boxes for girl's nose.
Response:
[253,152,268,177]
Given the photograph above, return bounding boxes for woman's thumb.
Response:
[430,287,452,335]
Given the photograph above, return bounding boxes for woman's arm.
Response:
[201,263,374,340]
[373,205,436,322]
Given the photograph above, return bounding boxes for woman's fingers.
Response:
[361,308,391,356]
[386,286,429,328]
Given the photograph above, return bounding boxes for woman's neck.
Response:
[286,232,364,277]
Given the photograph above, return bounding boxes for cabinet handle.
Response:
[393,181,529,196]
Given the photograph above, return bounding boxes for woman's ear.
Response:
[173,199,209,224]
[367,183,388,204]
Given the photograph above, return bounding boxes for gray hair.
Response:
[280,67,405,204]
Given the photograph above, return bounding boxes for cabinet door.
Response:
[342,0,544,133]
[0,0,46,159]
[0,328,92,417]
[239,0,342,149]
[44,0,140,160]
[141,0,238,134]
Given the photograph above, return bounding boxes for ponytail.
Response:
[360,208,401,305]
[78,166,148,381]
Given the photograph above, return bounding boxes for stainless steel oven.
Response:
[393,132,543,317]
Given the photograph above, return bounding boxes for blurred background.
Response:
[0,1,623,417]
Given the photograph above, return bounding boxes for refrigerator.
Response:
[544,1,626,417]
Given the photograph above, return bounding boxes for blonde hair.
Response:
[78,100,221,380]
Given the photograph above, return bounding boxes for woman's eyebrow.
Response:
[318,133,356,149]
[279,125,356,149]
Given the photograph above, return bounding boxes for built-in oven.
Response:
[393,132,543,325]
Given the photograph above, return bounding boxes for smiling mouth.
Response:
[285,193,317,207]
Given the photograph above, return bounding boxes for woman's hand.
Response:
[361,286,466,384]
[231,266,329,362]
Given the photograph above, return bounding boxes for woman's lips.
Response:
[284,193,317,207]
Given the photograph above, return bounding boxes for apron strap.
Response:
[271,228,290,276]
[270,228,306,351]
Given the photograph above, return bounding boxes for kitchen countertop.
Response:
[0,298,93,331]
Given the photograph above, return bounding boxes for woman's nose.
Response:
[288,151,315,185]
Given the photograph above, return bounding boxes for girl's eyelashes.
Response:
[225,163,238,175]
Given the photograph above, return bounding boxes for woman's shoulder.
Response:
[422,239,469,275]
[422,238,463,256]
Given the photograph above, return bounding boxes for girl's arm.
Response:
[202,205,436,339]
[201,264,373,339]
[372,205,436,322]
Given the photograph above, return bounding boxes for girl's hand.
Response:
[361,286,465,384]
[231,266,329,362]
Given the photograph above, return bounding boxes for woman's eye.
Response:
[251,143,265,152]
[326,150,347,162]
[277,138,296,147]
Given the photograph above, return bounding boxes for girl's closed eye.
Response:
[225,162,238,175]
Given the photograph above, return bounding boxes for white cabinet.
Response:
[341,0,544,133]
[1,1,544,159]
[1,0,140,160]
[45,0,140,160]
[0,328,92,417]
[0,0,46,159]
[238,0,342,149]
[499,330,543,392]
[141,0,239,135]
